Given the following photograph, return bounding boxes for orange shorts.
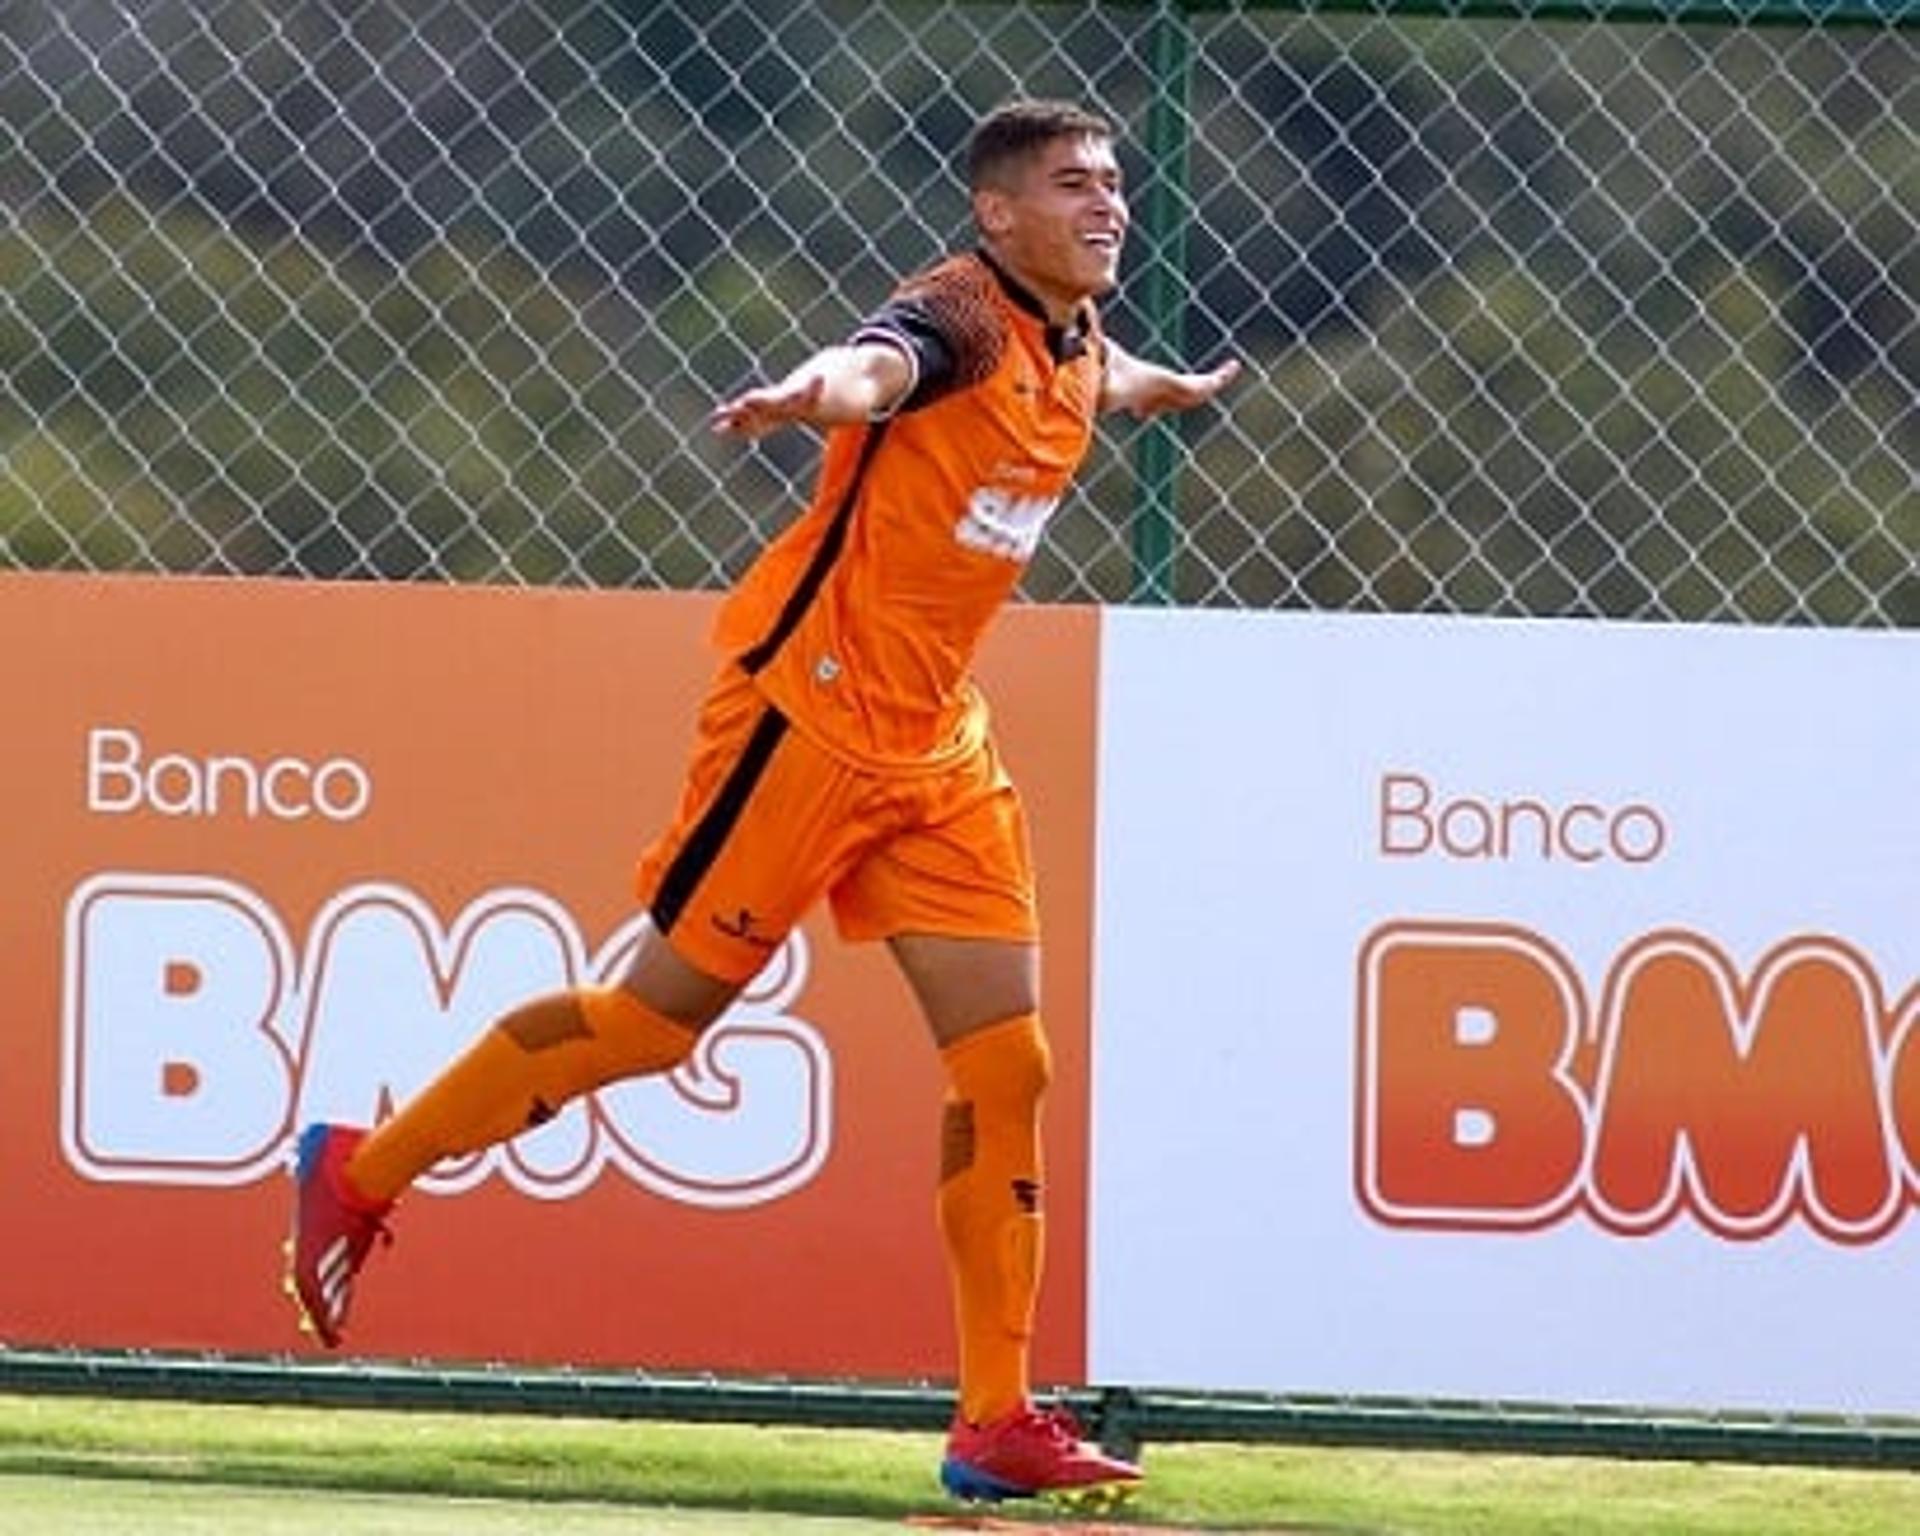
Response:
[634,665,1038,983]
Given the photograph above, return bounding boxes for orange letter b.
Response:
[1358,922,1588,1229]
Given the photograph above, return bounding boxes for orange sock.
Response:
[937,1011,1052,1427]
[344,986,698,1204]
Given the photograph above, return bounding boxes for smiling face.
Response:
[972,131,1128,321]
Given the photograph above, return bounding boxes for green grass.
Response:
[2,1393,1919,1534]
[0,1474,911,1534]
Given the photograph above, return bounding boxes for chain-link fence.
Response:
[2,1,1914,624]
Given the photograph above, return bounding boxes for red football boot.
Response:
[940,1402,1143,1501]
[285,1123,393,1348]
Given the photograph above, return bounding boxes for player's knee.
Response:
[946,1011,1052,1108]
[500,993,593,1053]
[1006,1015,1052,1102]
[583,985,701,1075]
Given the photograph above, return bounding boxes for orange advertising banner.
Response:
[1,571,1098,1382]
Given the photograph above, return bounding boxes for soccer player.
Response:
[287,97,1238,1502]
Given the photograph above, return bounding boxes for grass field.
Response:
[0,1474,916,1534]
[3,1392,1920,1534]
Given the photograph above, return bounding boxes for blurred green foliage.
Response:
[0,0,1913,624]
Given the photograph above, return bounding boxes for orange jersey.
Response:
[713,251,1105,772]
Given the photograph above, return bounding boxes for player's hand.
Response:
[1120,357,1242,421]
[710,374,827,439]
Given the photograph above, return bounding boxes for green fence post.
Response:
[1130,0,1195,605]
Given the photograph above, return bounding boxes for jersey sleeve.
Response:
[851,260,1006,415]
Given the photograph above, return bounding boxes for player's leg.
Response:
[891,934,1136,1500]
[287,926,728,1346]
[289,668,858,1347]
[895,932,1047,1425]
[837,746,1139,1500]
[339,928,731,1204]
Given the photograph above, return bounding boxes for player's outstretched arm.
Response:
[1099,340,1240,421]
[711,342,913,439]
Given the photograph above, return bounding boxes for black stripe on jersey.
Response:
[649,704,791,936]
[737,419,891,676]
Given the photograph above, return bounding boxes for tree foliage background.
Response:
[1,0,1913,623]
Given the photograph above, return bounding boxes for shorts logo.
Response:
[712,907,778,950]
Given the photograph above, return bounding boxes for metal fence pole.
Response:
[1129,0,1195,604]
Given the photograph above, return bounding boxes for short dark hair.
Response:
[966,98,1113,192]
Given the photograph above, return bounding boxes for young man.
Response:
[286,98,1238,1502]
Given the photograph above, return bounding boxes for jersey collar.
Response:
[975,247,1092,364]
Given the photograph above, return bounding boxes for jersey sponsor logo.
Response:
[954,485,1060,563]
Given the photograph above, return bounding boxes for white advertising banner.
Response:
[1089,607,1920,1413]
